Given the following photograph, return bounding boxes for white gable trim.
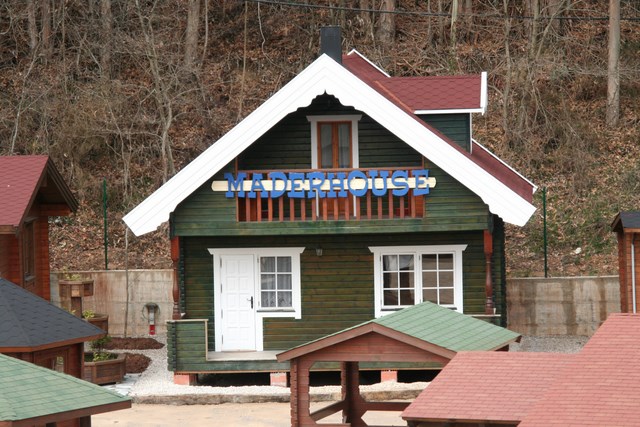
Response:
[124,55,534,236]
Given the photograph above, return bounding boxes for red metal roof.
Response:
[0,156,77,229]
[520,313,640,427]
[402,352,572,424]
[403,314,640,426]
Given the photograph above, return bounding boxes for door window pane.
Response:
[337,123,350,168]
[260,256,293,308]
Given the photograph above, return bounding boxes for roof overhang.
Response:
[124,55,535,236]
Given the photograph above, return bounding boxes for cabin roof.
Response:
[0,156,78,231]
[124,53,536,236]
[0,278,104,352]
[0,353,130,423]
[277,302,520,362]
[402,313,640,426]
[611,211,640,232]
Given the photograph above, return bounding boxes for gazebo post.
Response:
[341,361,366,426]
[291,357,315,426]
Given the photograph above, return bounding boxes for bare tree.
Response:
[606,0,620,127]
[41,0,52,60]
[27,0,38,52]
[184,0,201,69]
[101,0,113,78]
[376,0,395,48]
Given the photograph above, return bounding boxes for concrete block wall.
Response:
[51,270,173,337]
[507,276,620,336]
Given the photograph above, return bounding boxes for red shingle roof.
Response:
[0,156,49,228]
[520,313,640,427]
[403,314,640,426]
[0,156,77,229]
[402,352,572,424]
[342,52,483,112]
[342,51,534,204]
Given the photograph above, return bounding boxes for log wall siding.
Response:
[181,230,498,352]
[418,113,471,152]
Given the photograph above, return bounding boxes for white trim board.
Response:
[124,54,535,236]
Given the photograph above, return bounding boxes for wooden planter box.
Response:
[83,353,126,385]
[59,279,94,297]
[86,314,109,333]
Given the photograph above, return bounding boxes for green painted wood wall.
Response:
[418,113,471,152]
[172,95,490,237]
[180,230,502,353]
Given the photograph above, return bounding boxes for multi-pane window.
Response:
[260,256,293,309]
[422,254,454,306]
[382,254,415,307]
[370,245,467,316]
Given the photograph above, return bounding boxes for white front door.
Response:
[220,254,256,351]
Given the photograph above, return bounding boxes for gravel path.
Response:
[109,333,588,404]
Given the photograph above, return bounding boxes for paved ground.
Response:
[93,402,408,426]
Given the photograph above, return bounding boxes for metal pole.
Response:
[103,178,108,270]
[543,187,548,278]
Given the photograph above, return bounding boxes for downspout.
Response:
[632,234,637,314]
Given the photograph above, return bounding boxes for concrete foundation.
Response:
[507,276,620,336]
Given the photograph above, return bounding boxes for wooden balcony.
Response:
[232,168,430,223]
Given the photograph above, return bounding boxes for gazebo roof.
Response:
[0,353,130,425]
[0,278,104,352]
[278,302,520,362]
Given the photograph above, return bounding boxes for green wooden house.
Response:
[124,31,535,384]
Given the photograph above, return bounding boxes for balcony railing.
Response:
[226,168,430,223]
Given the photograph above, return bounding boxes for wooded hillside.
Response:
[1,1,639,277]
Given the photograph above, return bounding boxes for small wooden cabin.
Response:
[611,211,640,313]
[0,155,78,300]
[125,30,536,384]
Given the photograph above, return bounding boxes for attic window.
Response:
[308,115,361,169]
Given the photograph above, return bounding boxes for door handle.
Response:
[248,296,254,309]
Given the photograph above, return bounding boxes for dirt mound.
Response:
[124,353,152,374]
[103,337,164,350]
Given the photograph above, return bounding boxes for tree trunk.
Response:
[41,0,52,60]
[376,0,395,48]
[101,0,113,78]
[359,0,373,41]
[184,0,201,69]
[27,0,38,52]
[606,0,620,127]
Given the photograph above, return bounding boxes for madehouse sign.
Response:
[211,170,436,199]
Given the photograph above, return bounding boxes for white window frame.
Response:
[307,114,362,169]
[369,245,467,317]
[208,247,304,352]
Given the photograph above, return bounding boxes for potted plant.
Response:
[83,335,126,385]
[58,273,94,298]
[82,309,109,333]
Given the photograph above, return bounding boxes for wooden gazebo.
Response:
[277,302,521,427]
[612,211,640,313]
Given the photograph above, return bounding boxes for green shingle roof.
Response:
[373,302,520,351]
[279,302,520,360]
[0,353,130,422]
